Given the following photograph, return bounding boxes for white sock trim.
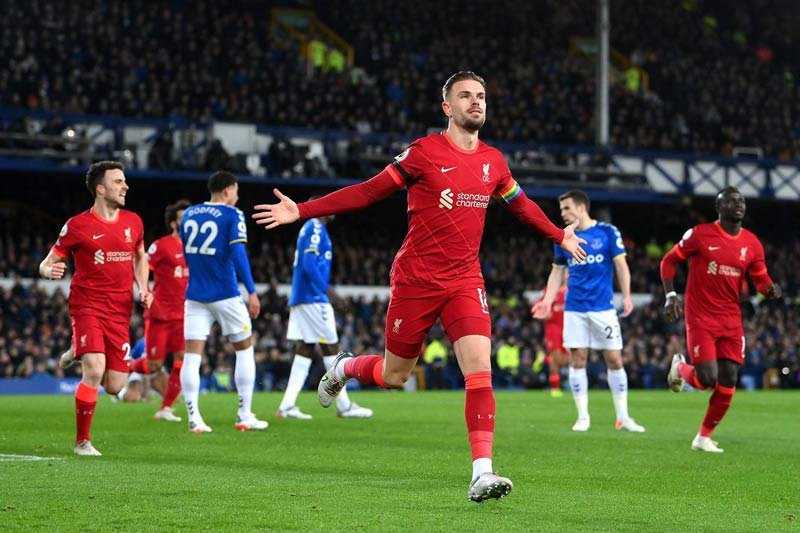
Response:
[569,367,589,420]
[607,368,629,421]
[472,458,493,482]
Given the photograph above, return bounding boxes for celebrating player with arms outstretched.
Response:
[254,71,586,502]
[39,161,151,456]
[126,200,191,421]
[180,172,267,433]
[660,187,781,453]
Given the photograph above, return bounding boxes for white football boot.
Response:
[337,402,373,419]
[74,440,102,456]
[234,413,269,431]
[468,472,513,503]
[276,406,313,420]
[668,353,686,392]
[691,434,723,453]
[572,417,591,432]
[154,407,182,422]
[59,347,76,369]
[615,417,646,432]
[318,351,354,408]
[188,419,213,433]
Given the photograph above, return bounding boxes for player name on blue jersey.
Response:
[181,202,248,303]
[554,221,625,312]
[289,218,333,306]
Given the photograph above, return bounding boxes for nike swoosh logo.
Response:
[708,246,720,251]
[92,234,104,240]
[175,254,183,258]
[440,166,456,173]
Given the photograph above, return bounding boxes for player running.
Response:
[276,213,373,420]
[660,186,780,453]
[39,161,151,456]
[533,190,644,433]
[532,282,567,398]
[125,200,190,421]
[179,171,267,433]
[254,71,587,502]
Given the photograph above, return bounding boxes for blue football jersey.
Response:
[181,202,248,303]
[554,222,625,312]
[289,219,332,306]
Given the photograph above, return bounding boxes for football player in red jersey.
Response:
[39,161,152,456]
[660,187,781,453]
[254,71,587,502]
[124,200,190,422]
[532,283,568,397]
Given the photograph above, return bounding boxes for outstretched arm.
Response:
[134,242,153,308]
[253,167,403,229]
[503,190,587,262]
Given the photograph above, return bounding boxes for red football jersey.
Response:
[674,221,768,329]
[146,234,188,321]
[52,208,144,318]
[385,132,522,289]
[544,286,567,339]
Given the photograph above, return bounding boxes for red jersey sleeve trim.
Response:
[673,246,687,260]
[50,245,67,259]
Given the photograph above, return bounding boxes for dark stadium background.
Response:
[1,0,799,393]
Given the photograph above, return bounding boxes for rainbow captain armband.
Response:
[497,180,521,203]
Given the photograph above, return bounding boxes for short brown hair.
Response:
[85,160,124,197]
[164,199,191,230]
[558,189,591,210]
[442,71,486,101]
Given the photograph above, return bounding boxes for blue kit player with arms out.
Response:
[179,171,268,433]
[533,190,644,433]
[276,210,373,420]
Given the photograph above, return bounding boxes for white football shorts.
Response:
[184,296,252,343]
[563,309,623,351]
[286,302,338,344]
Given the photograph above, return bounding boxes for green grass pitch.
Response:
[1,390,797,531]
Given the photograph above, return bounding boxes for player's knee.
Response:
[104,383,123,395]
[696,367,718,388]
[148,360,163,373]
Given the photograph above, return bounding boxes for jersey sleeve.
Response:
[492,159,521,203]
[674,226,701,259]
[51,218,80,258]
[229,208,247,245]
[147,241,161,269]
[553,242,568,265]
[606,224,626,257]
[746,236,773,292]
[134,214,144,249]
[386,141,427,187]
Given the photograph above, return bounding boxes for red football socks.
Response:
[161,359,183,409]
[75,382,98,443]
[343,355,385,388]
[700,384,735,437]
[129,357,149,375]
[548,373,560,390]
[464,371,494,460]
[678,362,707,390]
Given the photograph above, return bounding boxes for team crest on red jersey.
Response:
[482,163,491,182]
[739,246,748,262]
[124,227,133,243]
[393,318,403,334]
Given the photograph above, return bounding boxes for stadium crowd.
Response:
[2,207,798,391]
[1,0,798,160]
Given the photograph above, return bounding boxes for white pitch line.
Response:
[0,454,63,462]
